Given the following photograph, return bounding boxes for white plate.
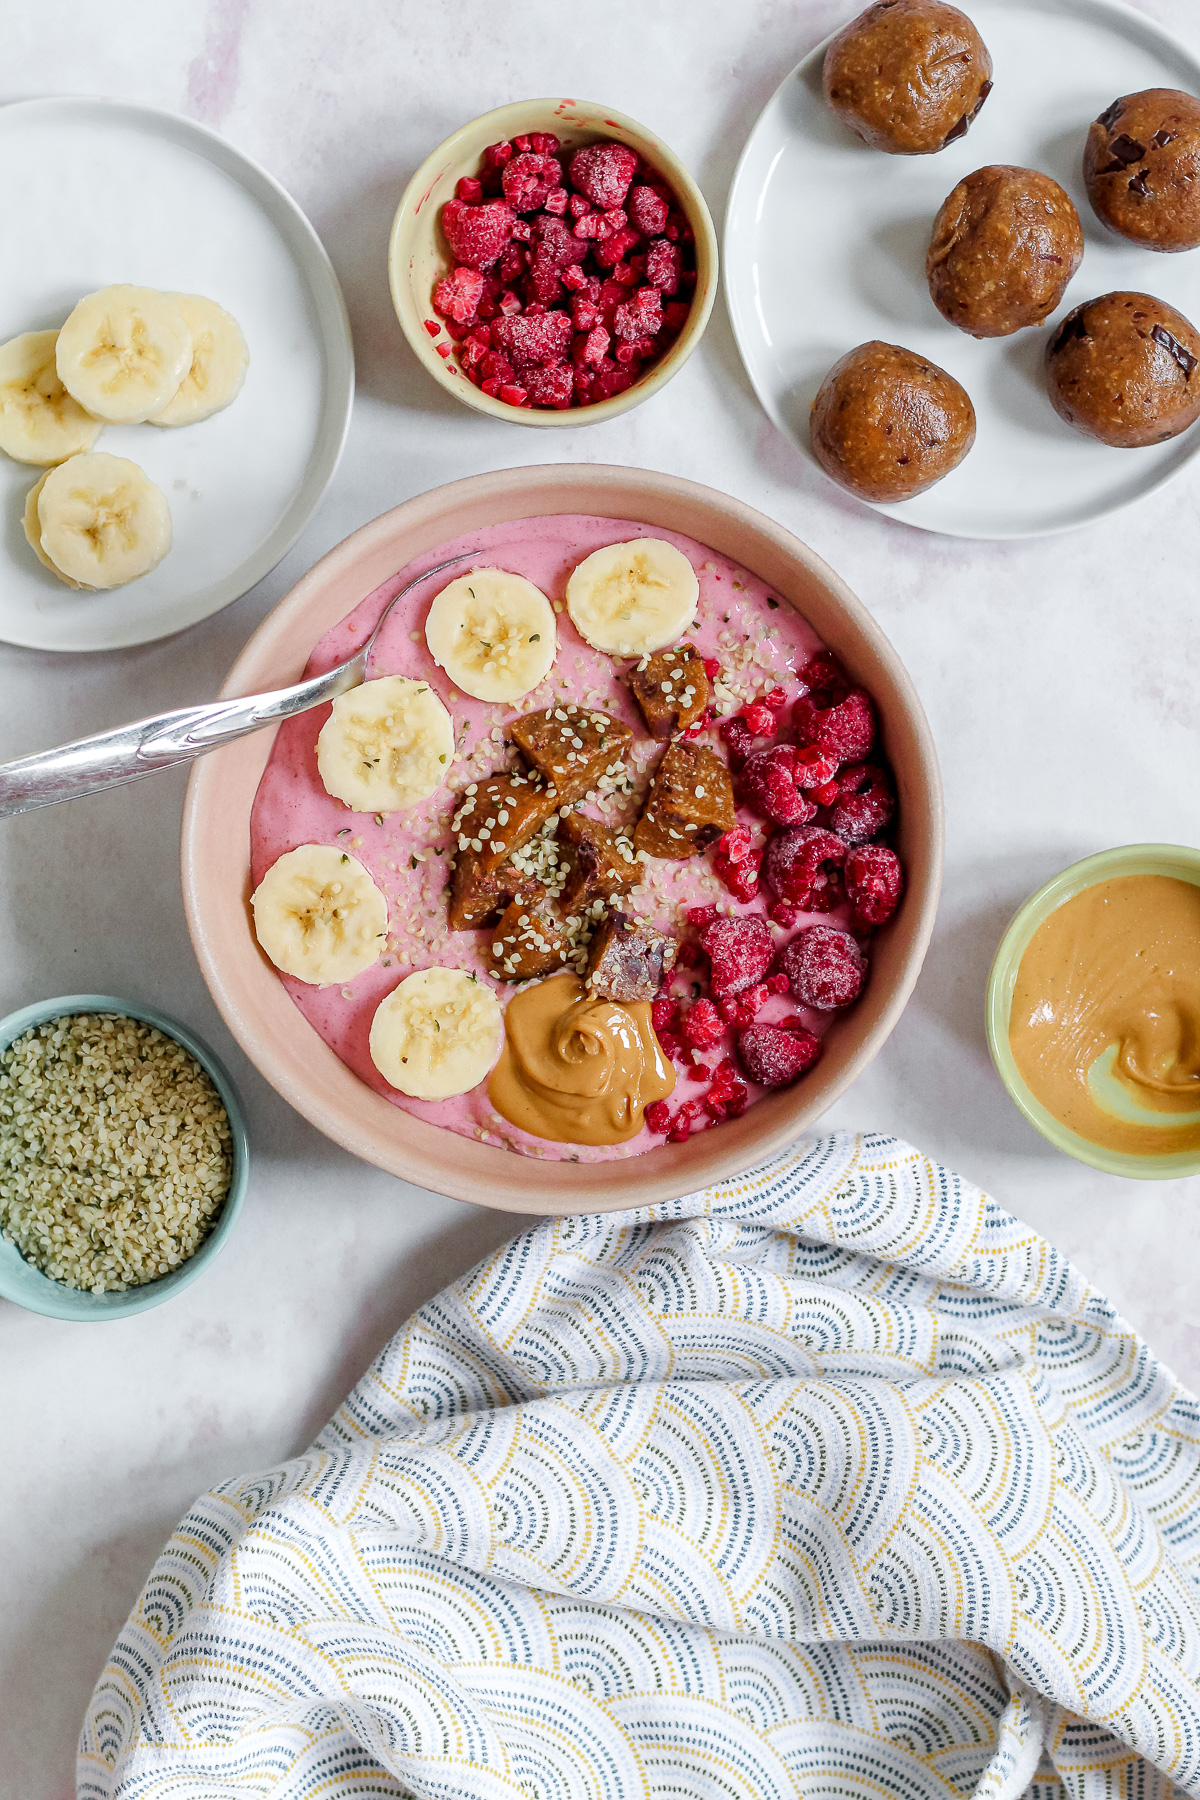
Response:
[725,0,1200,539]
[0,97,354,649]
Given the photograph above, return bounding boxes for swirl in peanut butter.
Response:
[1009,874,1200,1155]
[490,972,675,1145]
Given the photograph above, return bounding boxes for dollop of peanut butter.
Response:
[490,972,675,1145]
[1009,873,1200,1155]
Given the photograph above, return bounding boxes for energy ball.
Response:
[1045,292,1200,448]
[927,165,1084,337]
[1084,89,1200,252]
[823,0,993,156]
[810,340,977,501]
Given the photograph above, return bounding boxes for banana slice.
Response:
[565,537,699,657]
[149,293,248,427]
[370,967,503,1099]
[425,568,556,703]
[36,453,171,590]
[56,285,192,424]
[0,330,102,465]
[23,473,88,590]
[316,676,454,815]
[252,844,388,985]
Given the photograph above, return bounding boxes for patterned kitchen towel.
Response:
[80,1133,1200,1800]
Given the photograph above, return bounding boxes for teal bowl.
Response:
[0,995,249,1320]
[986,844,1200,1180]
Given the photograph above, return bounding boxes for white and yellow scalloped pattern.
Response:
[80,1134,1200,1800]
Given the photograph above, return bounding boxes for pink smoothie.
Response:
[249,514,858,1162]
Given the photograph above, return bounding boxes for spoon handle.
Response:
[0,663,362,820]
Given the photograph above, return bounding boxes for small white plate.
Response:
[725,0,1200,539]
[0,97,354,650]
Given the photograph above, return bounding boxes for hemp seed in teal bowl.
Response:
[0,998,248,1318]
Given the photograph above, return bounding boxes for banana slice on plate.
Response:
[56,285,192,424]
[36,452,171,590]
[149,293,248,427]
[23,473,88,590]
[316,676,454,815]
[252,844,388,985]
[0,330,102,465]
[425,567,556,703]
[370,967,503,1099]
[565,537,699,656]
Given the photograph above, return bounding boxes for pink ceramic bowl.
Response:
[182,465,943,1214]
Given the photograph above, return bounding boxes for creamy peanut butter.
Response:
[1009,874,1200,1156]
[490,973,675,1146]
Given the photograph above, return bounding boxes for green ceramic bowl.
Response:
[986,844,1200,1180]
[0,995,249,1320]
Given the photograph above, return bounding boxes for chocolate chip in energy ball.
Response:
[1045,291,1200,448]
[822,0,994,157]
[1084,88,1200,251]
[810,340,976,503]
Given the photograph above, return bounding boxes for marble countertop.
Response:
[3,1,1199,1792]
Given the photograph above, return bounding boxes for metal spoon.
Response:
[0,553,472,820]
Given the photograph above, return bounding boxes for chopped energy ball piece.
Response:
[509,703,632,803]
[558,812,638,909]
[634,739,735,860]
[452,772,559,875]
[448,851,547,932]
[487,901,570,982]
[586,910,677,1002]
[628,642,709,738]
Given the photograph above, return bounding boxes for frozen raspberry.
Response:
[614,287,663,342]
[524,264,563,307]
[543,186,569,215]
[432,266,484,325]
[532,215,589,269]
[569,142,639,208]
[496,245,527,285]
[763,686,789,711]
[736,1024,822,1087]
[682,999,725,1049]
[572,326,610,367]
[657,1029,684,1061]
[651,995,679,1032]
[627,184,670,234]
[793,688,876,764]
[741,746,818,828]
[501,151,563,213]
[780,925,866,1010]
[845,844,904,929]
[664,299,691,332]
[829,764,894,846]
[644,1100,671,1134]
[593,368,633,399]
[742,702,777,738]
[646,239,683,293]
[491,309,573,368]
[482,140,515,173]
[592,226,642,269]
[498,382,528,406]
[768,898,800,928]
[456,175,484,204]
[701,914,775,998]
[719,715,756,772]
[712,828,762,903]
[524,361,574,408]
[764,825,848,910]
[685,903,718,928]
[573,205,628,240]
[796,651,848,702]
[442,198,515,271]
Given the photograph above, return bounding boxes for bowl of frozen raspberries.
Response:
[389,100,717,421]
[183,464,943,1213]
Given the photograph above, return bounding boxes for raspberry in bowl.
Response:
[389,101,717,424]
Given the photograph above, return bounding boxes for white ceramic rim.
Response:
[0,95,355,651]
